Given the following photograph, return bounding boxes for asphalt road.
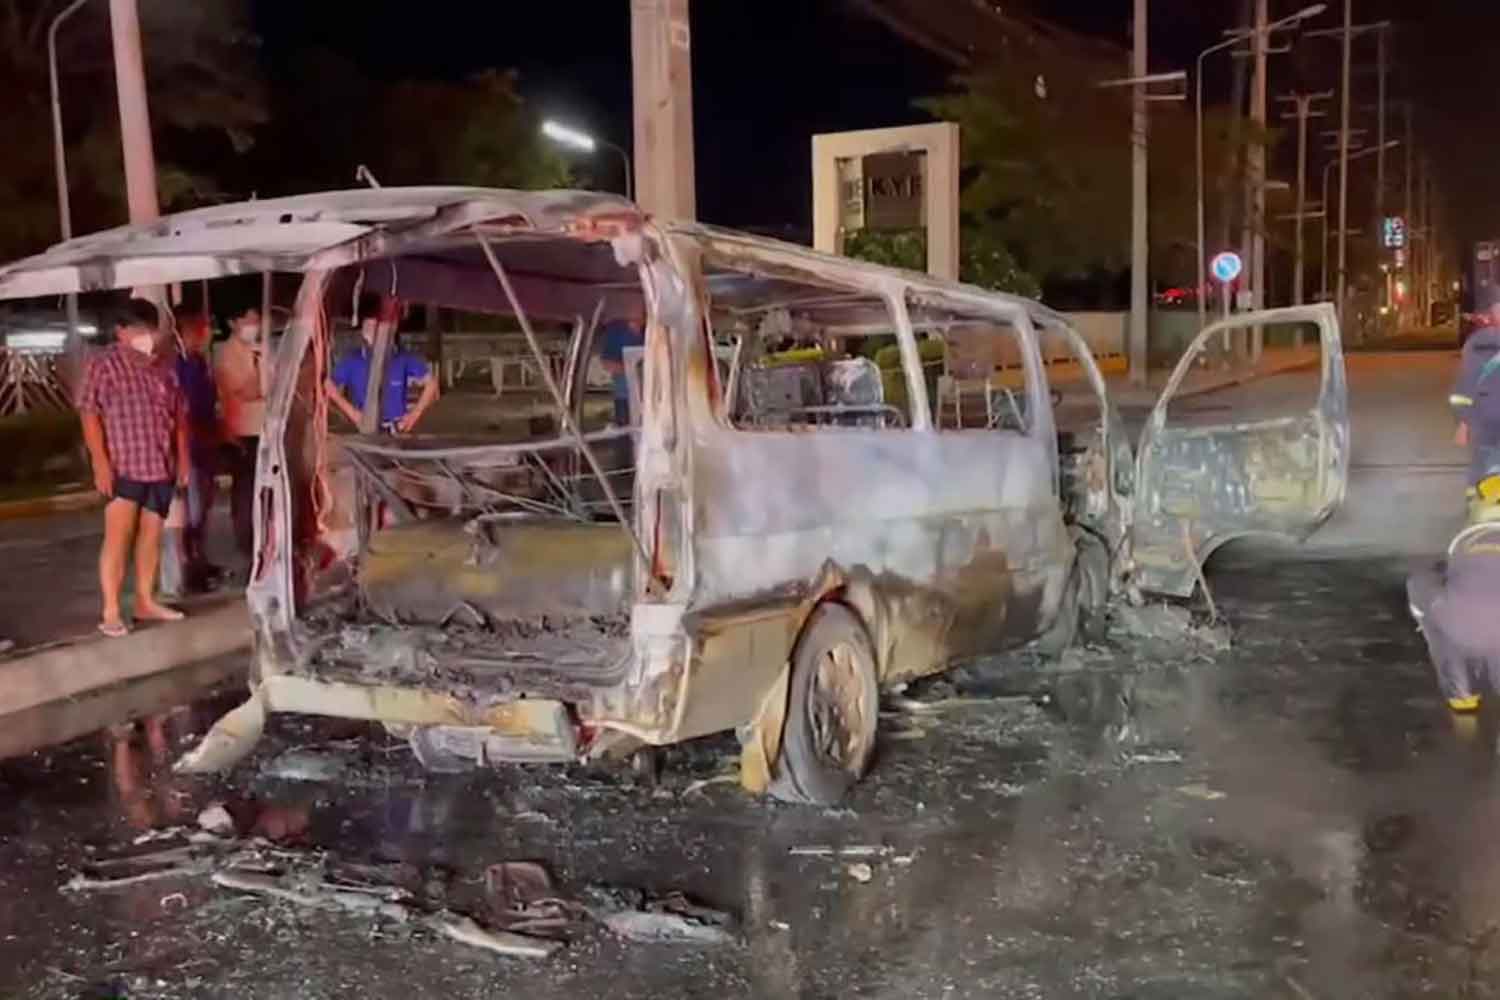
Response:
[0,347,1491,999]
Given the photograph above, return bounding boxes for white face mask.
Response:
[130,333,155,355]
[236,323,261,343]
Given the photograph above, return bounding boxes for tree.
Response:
[246,54,568,196]
[379,71,569,190]
[921,42,1273,286]
[0,0,266,257]
[844,227,1041,299]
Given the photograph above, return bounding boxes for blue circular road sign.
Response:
[1210,251,1243,284]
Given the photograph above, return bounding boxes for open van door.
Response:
[1130,304,1349,596]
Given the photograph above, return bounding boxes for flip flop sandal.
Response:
[98,621,130,639]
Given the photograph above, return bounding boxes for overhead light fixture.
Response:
[541,120,597,154]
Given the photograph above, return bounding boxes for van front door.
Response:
[1130,304,1349,596]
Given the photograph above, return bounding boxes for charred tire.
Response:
[769,603,879,806]
[1034,566,1081,658]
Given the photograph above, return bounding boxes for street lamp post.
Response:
[542,120,633,202]
[1319,140,1398,301]
[1195,4,1326,329]
[48,0,91,363]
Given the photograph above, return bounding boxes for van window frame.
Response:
[693,244,930,436]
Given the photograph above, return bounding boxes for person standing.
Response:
[175,314,221,590]
[1451,287,1500,490]
[328,293,439,433]
[78,298,190,637]
[597,302,646,427]
[1407,477,1500,714]
[215,304,265,564]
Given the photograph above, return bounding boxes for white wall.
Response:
[1059,311,1126,360]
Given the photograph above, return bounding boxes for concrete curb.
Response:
[0,489,102,521]
[0,474,235,522]
[0,598,250,718]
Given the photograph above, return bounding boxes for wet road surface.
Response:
[1,547,1490,1000]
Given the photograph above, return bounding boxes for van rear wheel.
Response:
[769,603,879,806]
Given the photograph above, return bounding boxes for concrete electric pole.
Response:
[630,0,696,220]
[1374,24,1387,263]
[1129,0,1148,386]
[1308,9,1391,334]
[108,0,158,223]
[1336,0,1352,331]
[1277,91,1332,307]
[1246,0,1268,356]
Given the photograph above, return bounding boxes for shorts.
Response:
[112,477,176,518]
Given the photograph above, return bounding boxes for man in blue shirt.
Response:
[597,302,645,426]
[328,293,439,433]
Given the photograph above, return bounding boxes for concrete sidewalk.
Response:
[0,504,251,718]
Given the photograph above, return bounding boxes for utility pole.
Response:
[1129,0,1148,386]
[1246,0,1268,357]
[1403,102,1415,323]
[1308,11,1392,335]
[1336,0,1352,332]
[1374,25,1387,260]
[1277,91,1332,307]
[1420,155,1433,319]
[108,0,158,223]
[630,0,696,220]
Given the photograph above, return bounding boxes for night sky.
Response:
[251,1,1500,242]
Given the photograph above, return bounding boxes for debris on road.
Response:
[845,862,873,883]
[1127,749,1185,765]
[681,773,739,797]
[260,747,355,783]
[63,832,739,957]
[788,844,893,859]
[886,694,1030,715]
[1111,603,1231,651]
[62,832,564,959]
[196,803,236,836]
[584,887,738,946]
[212,869,563,959]
[1177,783,1228,801]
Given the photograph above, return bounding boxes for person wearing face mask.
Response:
[328,293,439,434]
[77,298,191,637]
[215,304,266,564]
[174,314,221,591]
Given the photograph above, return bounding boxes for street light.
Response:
[1320,140,1399,301]
[48,0,92,374]
[541,120,633,202]
[1196,3,1327,328]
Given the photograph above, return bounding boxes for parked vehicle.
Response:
[0,188,1351,802]
[1461,240,1500,345]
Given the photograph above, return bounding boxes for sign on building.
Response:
[860,152,926,230]
[812,124,960,280]
[1382,216,1407,250]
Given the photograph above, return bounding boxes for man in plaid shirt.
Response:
[78,298,192,637]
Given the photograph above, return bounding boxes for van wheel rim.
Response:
[809,641,872,772]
